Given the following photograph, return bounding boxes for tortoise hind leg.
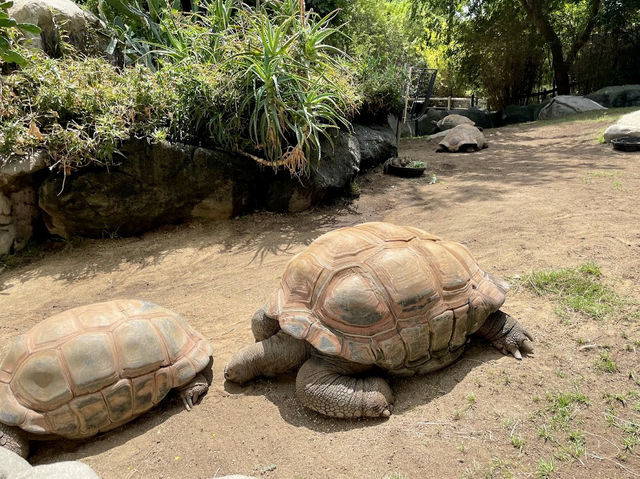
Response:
[296,356,394,418]
[251,306,281,342]
[178,373,209,411]
[225,331,310,385]
[0,423,29,458]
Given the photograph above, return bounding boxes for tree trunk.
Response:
[518,0,601,95]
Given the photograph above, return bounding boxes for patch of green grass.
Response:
[462,457,514,479]
[524,262,635,320]
[543,391,589,433]
[510,434,525,451]
[595,352,618,373]
[605,404,640,454]
[535,458,555,478]
[382,473,408,479]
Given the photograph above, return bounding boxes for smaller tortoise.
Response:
[0,300,214,458]
[435,114,475,131]
[225,222,532,418]
[437,124,488,153]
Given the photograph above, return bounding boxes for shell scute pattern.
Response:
[0,300,213,439]
[273,223,507,372]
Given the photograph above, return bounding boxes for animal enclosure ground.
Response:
[1,116,639,478]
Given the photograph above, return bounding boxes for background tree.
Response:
[517,0,600,94]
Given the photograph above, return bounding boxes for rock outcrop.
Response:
[538,95,606,120]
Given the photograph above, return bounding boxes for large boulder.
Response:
[603,109,640,143]
[37,124,395,237]
[264,130,361,213]
[538,95,606,120]
[587,85,640,108]
[353,123,397,170]
[8,0,112,58]
[38,140,261,238]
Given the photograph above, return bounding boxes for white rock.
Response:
[603,109,640,143]
[0,448,31,479]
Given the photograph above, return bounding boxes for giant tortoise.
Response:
[225,222,533,418]
[0,299,214,458]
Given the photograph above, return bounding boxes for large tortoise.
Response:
[225,222,533,418]
[437,124,488,153]
[0,300,214,458]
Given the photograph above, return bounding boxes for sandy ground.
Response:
[1,117,639,478]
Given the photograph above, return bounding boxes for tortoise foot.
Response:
[178,373,209,411]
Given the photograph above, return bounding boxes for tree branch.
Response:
[566,0,601,65]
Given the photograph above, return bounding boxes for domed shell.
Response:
[0,300,213,438]
[266,223,507,372]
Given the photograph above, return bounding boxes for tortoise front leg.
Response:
[476,310,534,360]
[224,331,311,385]
[0,422,29,459]
[296,356,394,418]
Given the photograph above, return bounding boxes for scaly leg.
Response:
[476,310,534,360]
[0,422,29,458]
[178,373,209,411]
[296,356,394,418]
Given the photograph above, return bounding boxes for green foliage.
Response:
[0,0,41,66]
[524,262,635,320]
[457,0,546,109]
[1,0,357,175]
[339,0,425,120]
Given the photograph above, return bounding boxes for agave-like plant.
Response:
[232,1,353,173]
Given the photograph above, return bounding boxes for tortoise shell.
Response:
[265,223,507,373]
[438,124,487,153]
[436,114,475,131]
[0,300,213,439]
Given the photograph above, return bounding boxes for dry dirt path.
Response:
[1,118,639,478]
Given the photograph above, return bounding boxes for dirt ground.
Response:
[1,117,639,479]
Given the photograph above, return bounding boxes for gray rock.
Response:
[603,109,640,143]
[538,95,606,120]
[0,447,31,479]
[352,124,397,170]
[265,129,360,213]
[0,193,16,255]
[14,461,100,479]
[38,140,259,238]
[8,0,112,58]
[587,85,640,108]
[0,151,48,194]
[502,105,534,125]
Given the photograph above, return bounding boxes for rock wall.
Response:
[0,124,396,246]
